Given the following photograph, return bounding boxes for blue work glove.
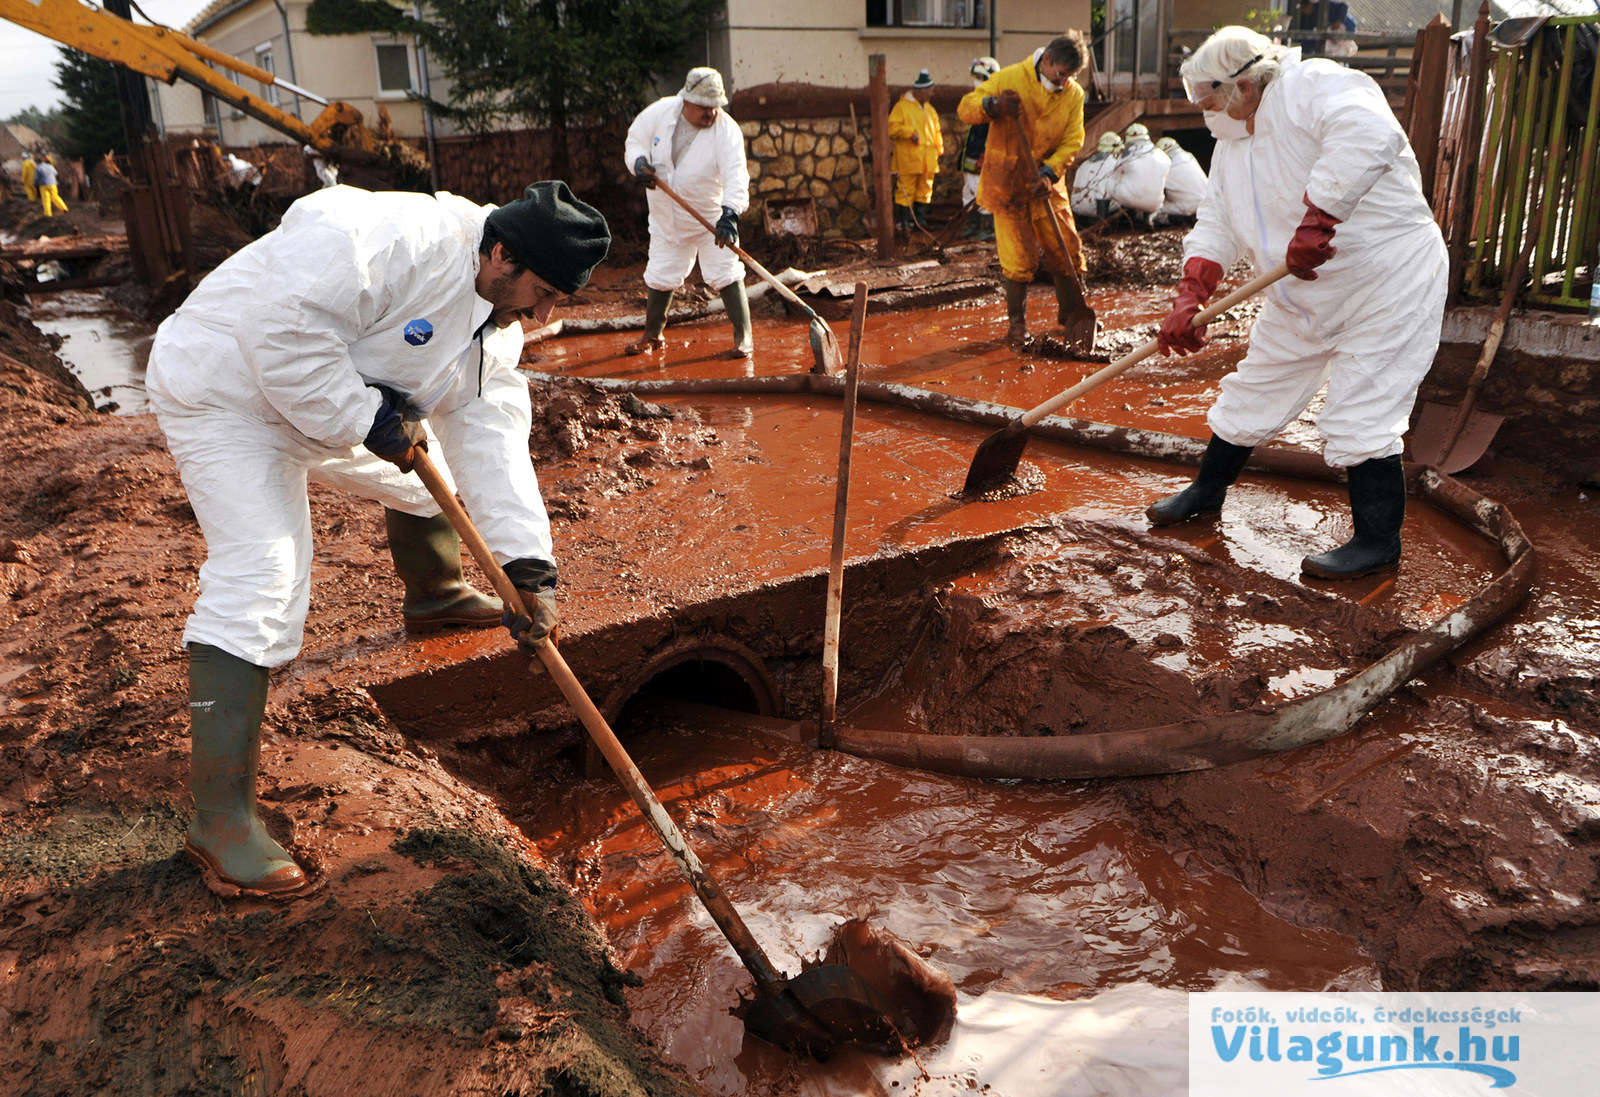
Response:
[501,557,559,652]
[363,385,427,472]
[633,155,657,188]
[715,206,740,247]
[1038,163,1058,184]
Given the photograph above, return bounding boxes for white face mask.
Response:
[1038,68,1061,94]
[1204,109,1251,141]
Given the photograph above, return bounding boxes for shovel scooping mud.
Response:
[408,449,941,1058]
[963,262,1291,495]
[652,176,843,374]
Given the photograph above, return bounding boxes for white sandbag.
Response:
[1109,141,1170,213]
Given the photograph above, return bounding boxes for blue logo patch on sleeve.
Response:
[403,319,434,346]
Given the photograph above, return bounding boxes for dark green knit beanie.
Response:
[485,180,611,294]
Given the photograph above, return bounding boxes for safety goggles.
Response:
[1183,53,1264,105]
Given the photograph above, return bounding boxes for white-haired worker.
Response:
[1146,25,1446,580]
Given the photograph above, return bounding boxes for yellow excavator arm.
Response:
[0,0,381,155]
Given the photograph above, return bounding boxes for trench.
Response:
[27,290,154,414]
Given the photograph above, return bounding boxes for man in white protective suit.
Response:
[624,66,753,359]
[1151,136,1206,226]
[1146,26,1446,581]
[1070,132,1122,221]
[145,181,610,897]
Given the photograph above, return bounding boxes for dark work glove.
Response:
[501,557,559,652]
[633,155,657,188]
[983,89,1022,118]
[1157,257,1224,357]
[1038,163,1058,184]
[363,384,427,472]
[715,206,740,247]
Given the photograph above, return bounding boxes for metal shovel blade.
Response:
[962,422,1030,496]
[742,964,905,1059]
[809,315,843,374]
[1059,306,1098,356]
[1412,399,1506,474]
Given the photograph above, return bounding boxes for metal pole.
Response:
[989,0,997,59]
[413,1,440,191]
[270,0,303,121]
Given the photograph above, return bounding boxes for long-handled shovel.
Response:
[1411,207,1542,473]
[820,284,869,748]
[409,450,902,1059]
[651,177,842,374]
[963,261,1291,495]
[1009,114,1096,354]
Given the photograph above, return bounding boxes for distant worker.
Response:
[960,31,1092,345]
[20,151,38,204]
[1152,136,1206,226]
[1070,132,1122,221]
[889,69,944,234]
[1108,122,1170,218]
[35,155,68,217]
[145,181,609,897]
[625,66,753,359]
[1290,0,1356,58]
[960,57,1000,239]
[1147,26,1446,580]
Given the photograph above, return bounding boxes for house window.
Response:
[375,42,417,96]
[255,44,278,106]
[866,0,984,29]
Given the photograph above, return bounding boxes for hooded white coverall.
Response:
[146,186,553,668]
[1156,146,1207,219]
[1183,50,1446,469]
[1110,139,1171,213]
[624,95,750,293]
[1070,152,1121,220]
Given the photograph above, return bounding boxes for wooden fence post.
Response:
[870,54,895,260]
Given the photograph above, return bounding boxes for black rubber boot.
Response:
[914,201,932,230]
[384,508,502,632]
[1302,455,1406,579]
[719,280,753,358]
[979,212,995,240]
[962,210,985,239]
[894,204,911,233]
[1003,278,1029,344]
[185,643,308,896]
[625,288,674,355]
[1145,434,1255,526]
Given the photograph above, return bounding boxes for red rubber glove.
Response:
[1286,194,1340,279]
[1157,257,1224,356]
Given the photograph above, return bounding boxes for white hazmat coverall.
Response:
[1070,152,1121,220]
[625,95,751,292]
[146,186,553,667]
[1156,146,1207,219]
[1110,139,1171,213]
[1184,50,1446,468]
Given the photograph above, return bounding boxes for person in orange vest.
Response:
[888,69,943,234]
[959,33,1091,345]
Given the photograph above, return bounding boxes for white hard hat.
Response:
[1097,132,1123,153]
[1156,136,1180,153]
[681,67,729,107]
[1181,26,1285,106]
[1124,122,1150,141]
[971,56,1000,81]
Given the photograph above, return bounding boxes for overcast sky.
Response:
[0,0,210,120]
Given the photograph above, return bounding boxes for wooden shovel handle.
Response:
[651,176,816,317]
[1019,262,1292,430]
[820,284,869,746]
[409,450,789,996]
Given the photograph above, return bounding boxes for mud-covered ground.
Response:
[3,205,1598,1097]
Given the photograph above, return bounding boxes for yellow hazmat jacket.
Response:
[958,57,1086,211]
[21,158,36,189]
[888,92,944,176]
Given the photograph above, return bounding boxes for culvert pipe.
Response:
[530,373,1536,780]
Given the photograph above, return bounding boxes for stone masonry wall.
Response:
[738,110,968,239]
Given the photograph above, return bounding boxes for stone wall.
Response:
[738,110,968,239]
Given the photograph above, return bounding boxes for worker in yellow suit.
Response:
[36,156,68,217]
[20,153,38,203]
[889,69,943,234]
[959,32,1091,345]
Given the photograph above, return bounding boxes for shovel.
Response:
[1411,207,1541,473]
[1009,114,1096,354]
[409,450,903,1059]
[963,262,1291,495]
[651,177,843,374]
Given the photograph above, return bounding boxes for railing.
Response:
[1457,16,1600,309]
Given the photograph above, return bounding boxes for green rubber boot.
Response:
[720,280,753,358]
[384,508,503,632]
[185,642,308,897]
[1003,278,1029,344]
[626,288,674,355]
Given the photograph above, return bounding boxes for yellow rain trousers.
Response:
[889,92,943,209]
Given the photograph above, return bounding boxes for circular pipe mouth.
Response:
[603,637,778,728]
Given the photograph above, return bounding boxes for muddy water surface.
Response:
[28,291,155,414]
[516,705,1377,1096]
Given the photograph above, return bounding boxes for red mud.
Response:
[2,220,1598,1096]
